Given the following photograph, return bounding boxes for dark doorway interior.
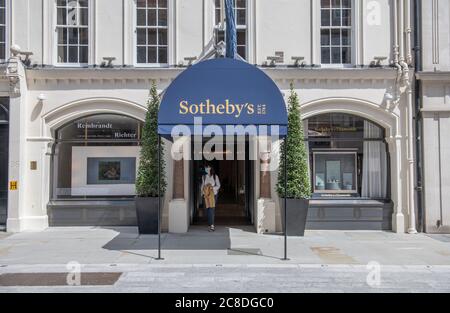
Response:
[0,101,9,226]
[192,138,253,226]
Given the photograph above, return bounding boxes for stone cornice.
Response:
[416,71,450,81]
[25,67,399,86]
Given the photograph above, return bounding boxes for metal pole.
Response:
[283,136,289,261]
[157,135,164,260]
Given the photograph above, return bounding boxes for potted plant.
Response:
[277,84,312,236]
[135,82,167,234]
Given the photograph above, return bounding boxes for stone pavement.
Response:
[0,226,450,292]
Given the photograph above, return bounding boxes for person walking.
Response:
[201,165,221,232]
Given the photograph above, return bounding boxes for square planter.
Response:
[282,198,309,236]
[135,197,160,234]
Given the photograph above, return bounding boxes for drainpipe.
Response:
[414,0,424,232]
[405,0,413,65]
[399,0,418,234]
[392,0,403,106]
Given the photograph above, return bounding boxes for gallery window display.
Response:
[52,114,142,199]
[306,113,388,199]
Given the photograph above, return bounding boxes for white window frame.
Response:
[213,0,248,61]
[0,0,10,62]
[315,0,357,68]
[133,0,170,68]
[53,0,94,67]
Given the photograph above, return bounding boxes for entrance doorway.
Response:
[0,101,9,226]
[192,138,254,226]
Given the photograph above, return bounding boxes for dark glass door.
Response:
[192,137,252,226]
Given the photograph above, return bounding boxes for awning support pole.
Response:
[283,136,289,261]
[156,135,164,260]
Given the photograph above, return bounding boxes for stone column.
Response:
[256,137,276,234]
[168,137,190,233]
[6,53,49,232]
[260,152,271,198]
[172,159,184,199]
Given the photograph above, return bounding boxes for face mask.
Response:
[205,167,211,175]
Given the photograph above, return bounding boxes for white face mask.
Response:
[205,167,211,175]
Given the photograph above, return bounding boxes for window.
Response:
[52,114,142,199]
[215,0,247,60]
[136,0,168,65]
[320,0,352,65]
[306,113,388,199]
[56,0,89,64]
[0,0,7,60]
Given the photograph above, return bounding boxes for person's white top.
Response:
[201,174,221,196]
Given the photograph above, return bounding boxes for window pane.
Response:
[342,0,351,8]
[137,46,147,63]
[147,0,157,8]
[147,9,157,26]
[237,46,246,60]
[68,28,78,44]
[78,0,89,8]
[137,9,146,26]
[236,9,246,25]
[79,46,88,63]
[57,8,67,25]
[0,27,5,43]
[237,30,246,45]
[67,7,77,25]
[331,0,340,8]
[158,0,167,8]
[331,47,341,63]
[331,29,340,45]
[342,29,351,45]
[158,29,167,45]
[147,47,157,63]
[68,46,78,63]
[158,9,167,26]
[331,9,341,26]
[321,48,330,64]
[58,28,67,44]
[147,28,157,45]
[137,28,146,45]
[158,47,167,64]
[236,0,246,9]
[321,29,330,46]
[321,10,330,26]
[58,46,67,63]
[215,9,221,25]
[79,28,88,45]
[342,47,351,64]
[321,0,331,8]
[80,8,89,26]
[136,0,146,8]
[342,9,352,26]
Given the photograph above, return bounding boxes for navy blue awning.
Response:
[158,58,287,137]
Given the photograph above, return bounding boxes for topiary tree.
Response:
[136,81,166,197]
[277,83,311,199]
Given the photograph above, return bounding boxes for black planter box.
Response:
[282,198,309,237]
[135,197,160,234]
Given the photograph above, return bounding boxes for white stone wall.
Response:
[420,0,450,233]
[0,0,417,233]
[8,0,396,68]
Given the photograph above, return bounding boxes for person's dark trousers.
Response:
[207,195,218,226]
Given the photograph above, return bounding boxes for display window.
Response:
[306,113,389,199]
[52,114,142,199]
